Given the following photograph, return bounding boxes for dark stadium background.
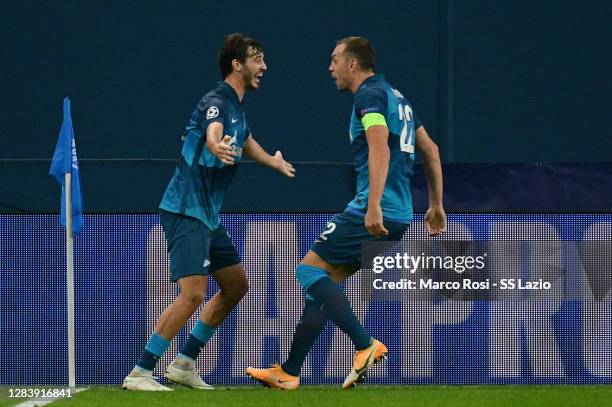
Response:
[2,1,612,394]
[1,0,610,213]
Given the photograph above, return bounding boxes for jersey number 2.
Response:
[318,222,337,242]
[398,104,415,153]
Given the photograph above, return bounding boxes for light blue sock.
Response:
[136,332,171,371]
[179,320,217,360]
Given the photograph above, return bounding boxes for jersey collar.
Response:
[218,81,243,109]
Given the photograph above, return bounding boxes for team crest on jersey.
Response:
[206,106,219,120]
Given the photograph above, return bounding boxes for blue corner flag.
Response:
[49,97,84,234]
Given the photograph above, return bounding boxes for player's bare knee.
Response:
[238,277,249,298]
[227,275,248,301]
[215,264,248,301]
[300,250,327,268]
[298,250,353,283]
[180,290,205,308]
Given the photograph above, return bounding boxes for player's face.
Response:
[242,48,267,91]
[329,44,352,91]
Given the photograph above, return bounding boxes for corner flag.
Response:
[49,97,82,388]
[49,97,83,234]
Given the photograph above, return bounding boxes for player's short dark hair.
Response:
[218,33,263,79]
[336,36,376,72]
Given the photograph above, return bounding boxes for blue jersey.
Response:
[159,82,250,230]
[344,74,422,224]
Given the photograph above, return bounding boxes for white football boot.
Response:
[123,369,172,391]
[164,360,214,390]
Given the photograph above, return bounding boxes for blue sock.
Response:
[282,299,326,376]
[136,332,171,371]
[179,320,217,361]
[306,274,371,350]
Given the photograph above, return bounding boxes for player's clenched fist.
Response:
[365,204,389,236]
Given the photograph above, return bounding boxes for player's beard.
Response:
[243,69,259,91]
[336,77,350,91]
[334,70,351,91]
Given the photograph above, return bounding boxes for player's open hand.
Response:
[365,204,389,236]
[425,206,446,236]
[272,151,296,178]
[210,135,237,165]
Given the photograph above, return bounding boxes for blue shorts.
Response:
[159,210,241,282]
[310,211,408,269]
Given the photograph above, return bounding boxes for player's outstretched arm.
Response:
[243,136,296,177]
[415,126,446,235]
[206,122,237,165]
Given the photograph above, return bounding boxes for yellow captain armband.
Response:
[361,112,387,131]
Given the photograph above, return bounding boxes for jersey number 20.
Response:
[398,104,415,153]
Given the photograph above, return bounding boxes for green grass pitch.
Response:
[2,385,612,407]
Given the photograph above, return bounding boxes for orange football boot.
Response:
[246,364,300,390]
[342,338,388,389]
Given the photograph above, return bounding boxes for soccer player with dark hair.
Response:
[247,36,446,389]
[123,33,295,391]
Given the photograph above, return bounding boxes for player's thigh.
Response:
[208,223,241,272]
[308,212,408,279]
[209,224,245,292]
[160,210,215,283]
[309,212,373,269]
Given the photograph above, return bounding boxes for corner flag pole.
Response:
[65,171,76,388]
[50,96,83,388]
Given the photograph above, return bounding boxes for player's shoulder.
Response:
[355,85,387,107]
[197,89,229,115]
[201,86,229,106]
[358,77,387,96]
[386,83,406,101]
[372,76,406,102]
[189,89,228,126]
[354,80,389,118]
